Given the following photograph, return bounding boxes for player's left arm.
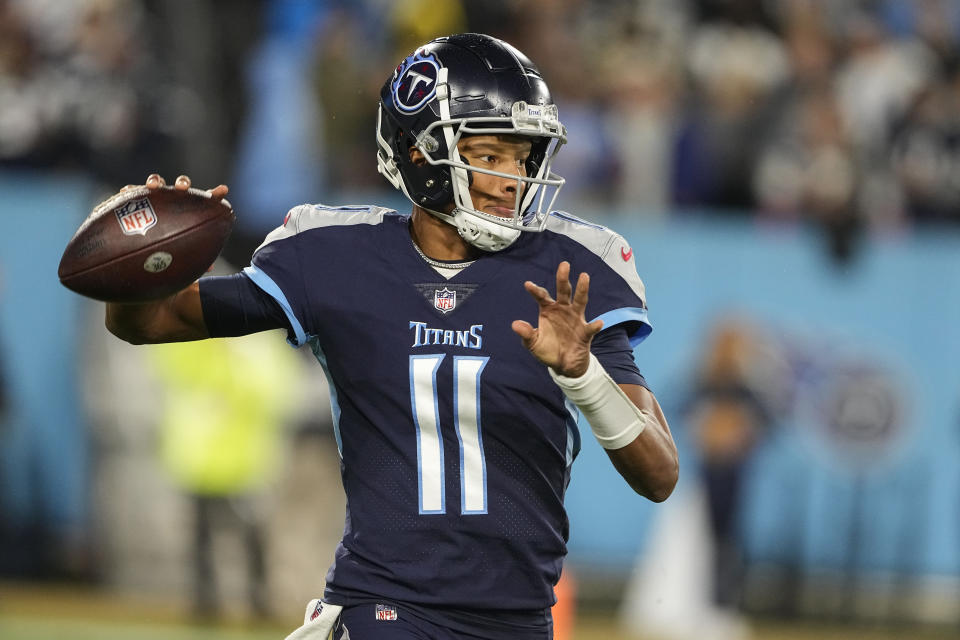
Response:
[603,383,678,501]
[512,261,678,502]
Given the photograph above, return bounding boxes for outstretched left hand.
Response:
[512,261,604,377]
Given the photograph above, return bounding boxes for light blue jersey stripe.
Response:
[591,307,652,347]
[243,265,307,346]
[564,398,580,469]
[310,338,343,458]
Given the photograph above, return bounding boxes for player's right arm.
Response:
[105,281,208,344]
[105,174,224,345]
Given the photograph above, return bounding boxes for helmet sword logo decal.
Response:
[392,49,441,114]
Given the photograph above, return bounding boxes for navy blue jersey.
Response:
[245,204,650,611]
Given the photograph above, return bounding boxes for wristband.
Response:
[549,353,650,449]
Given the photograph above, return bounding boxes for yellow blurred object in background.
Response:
[149,332,298,496]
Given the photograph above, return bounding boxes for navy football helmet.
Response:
[376,33,567,251]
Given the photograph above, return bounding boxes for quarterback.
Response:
[107,33,678,640]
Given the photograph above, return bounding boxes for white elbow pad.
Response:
[549,353,652,449]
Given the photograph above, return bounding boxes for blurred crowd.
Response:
[2,0,959,248]
[0,0,259,186]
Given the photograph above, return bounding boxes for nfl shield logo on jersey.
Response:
[375,604,398,621]
[115,197,157,236]
[434,287,456,313]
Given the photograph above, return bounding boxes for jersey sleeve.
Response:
[591,325,649,389]
[199,272,291,338]
[243,205,315,346]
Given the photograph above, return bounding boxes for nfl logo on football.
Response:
[115,197,158,236]
[375,604,398,621]
[434,287,456,313]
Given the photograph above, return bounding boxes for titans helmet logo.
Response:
[392,49,441,114]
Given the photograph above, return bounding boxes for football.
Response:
[58,186,236,303]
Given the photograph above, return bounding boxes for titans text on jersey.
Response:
[410,321,483,348]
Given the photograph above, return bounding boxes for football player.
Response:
[106,33,678,640]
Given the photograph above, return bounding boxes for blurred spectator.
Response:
[145,0,264,187]
[0,1,43,163]
[835,10,935,160]
[882,0,960,67]
[310,8,391,196]
[387,0,466,61]
[890,62,960,223]
[599,3,685,216]
[687,319,777,610]
[0,0,264,190]
[675,12,789,210]
[0,0,150,182]
[753,85,862,263]
[148,326,301,619]
[228,0,326,262]
[511,0,620,211]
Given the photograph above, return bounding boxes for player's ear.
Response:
[409,146,427,167]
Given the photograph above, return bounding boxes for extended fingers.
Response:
[523,280,554,305]
[208,184,229,201]
[511,319,536,343]
[555,261,572,303]
[145,173,166,189]
[585,317,604,338]
[572,272,591,309]
[526,264,591,310]
[140,174,229,201]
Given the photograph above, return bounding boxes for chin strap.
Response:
[452,208,521,252]
[421,205,521,252]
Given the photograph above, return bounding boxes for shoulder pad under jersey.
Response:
[545,211,646,303]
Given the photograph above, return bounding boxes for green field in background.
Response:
[4,613,960,640]
[0,616,281,640]
[1,581,958,640]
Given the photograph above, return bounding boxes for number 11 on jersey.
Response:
[409,354,489,515]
